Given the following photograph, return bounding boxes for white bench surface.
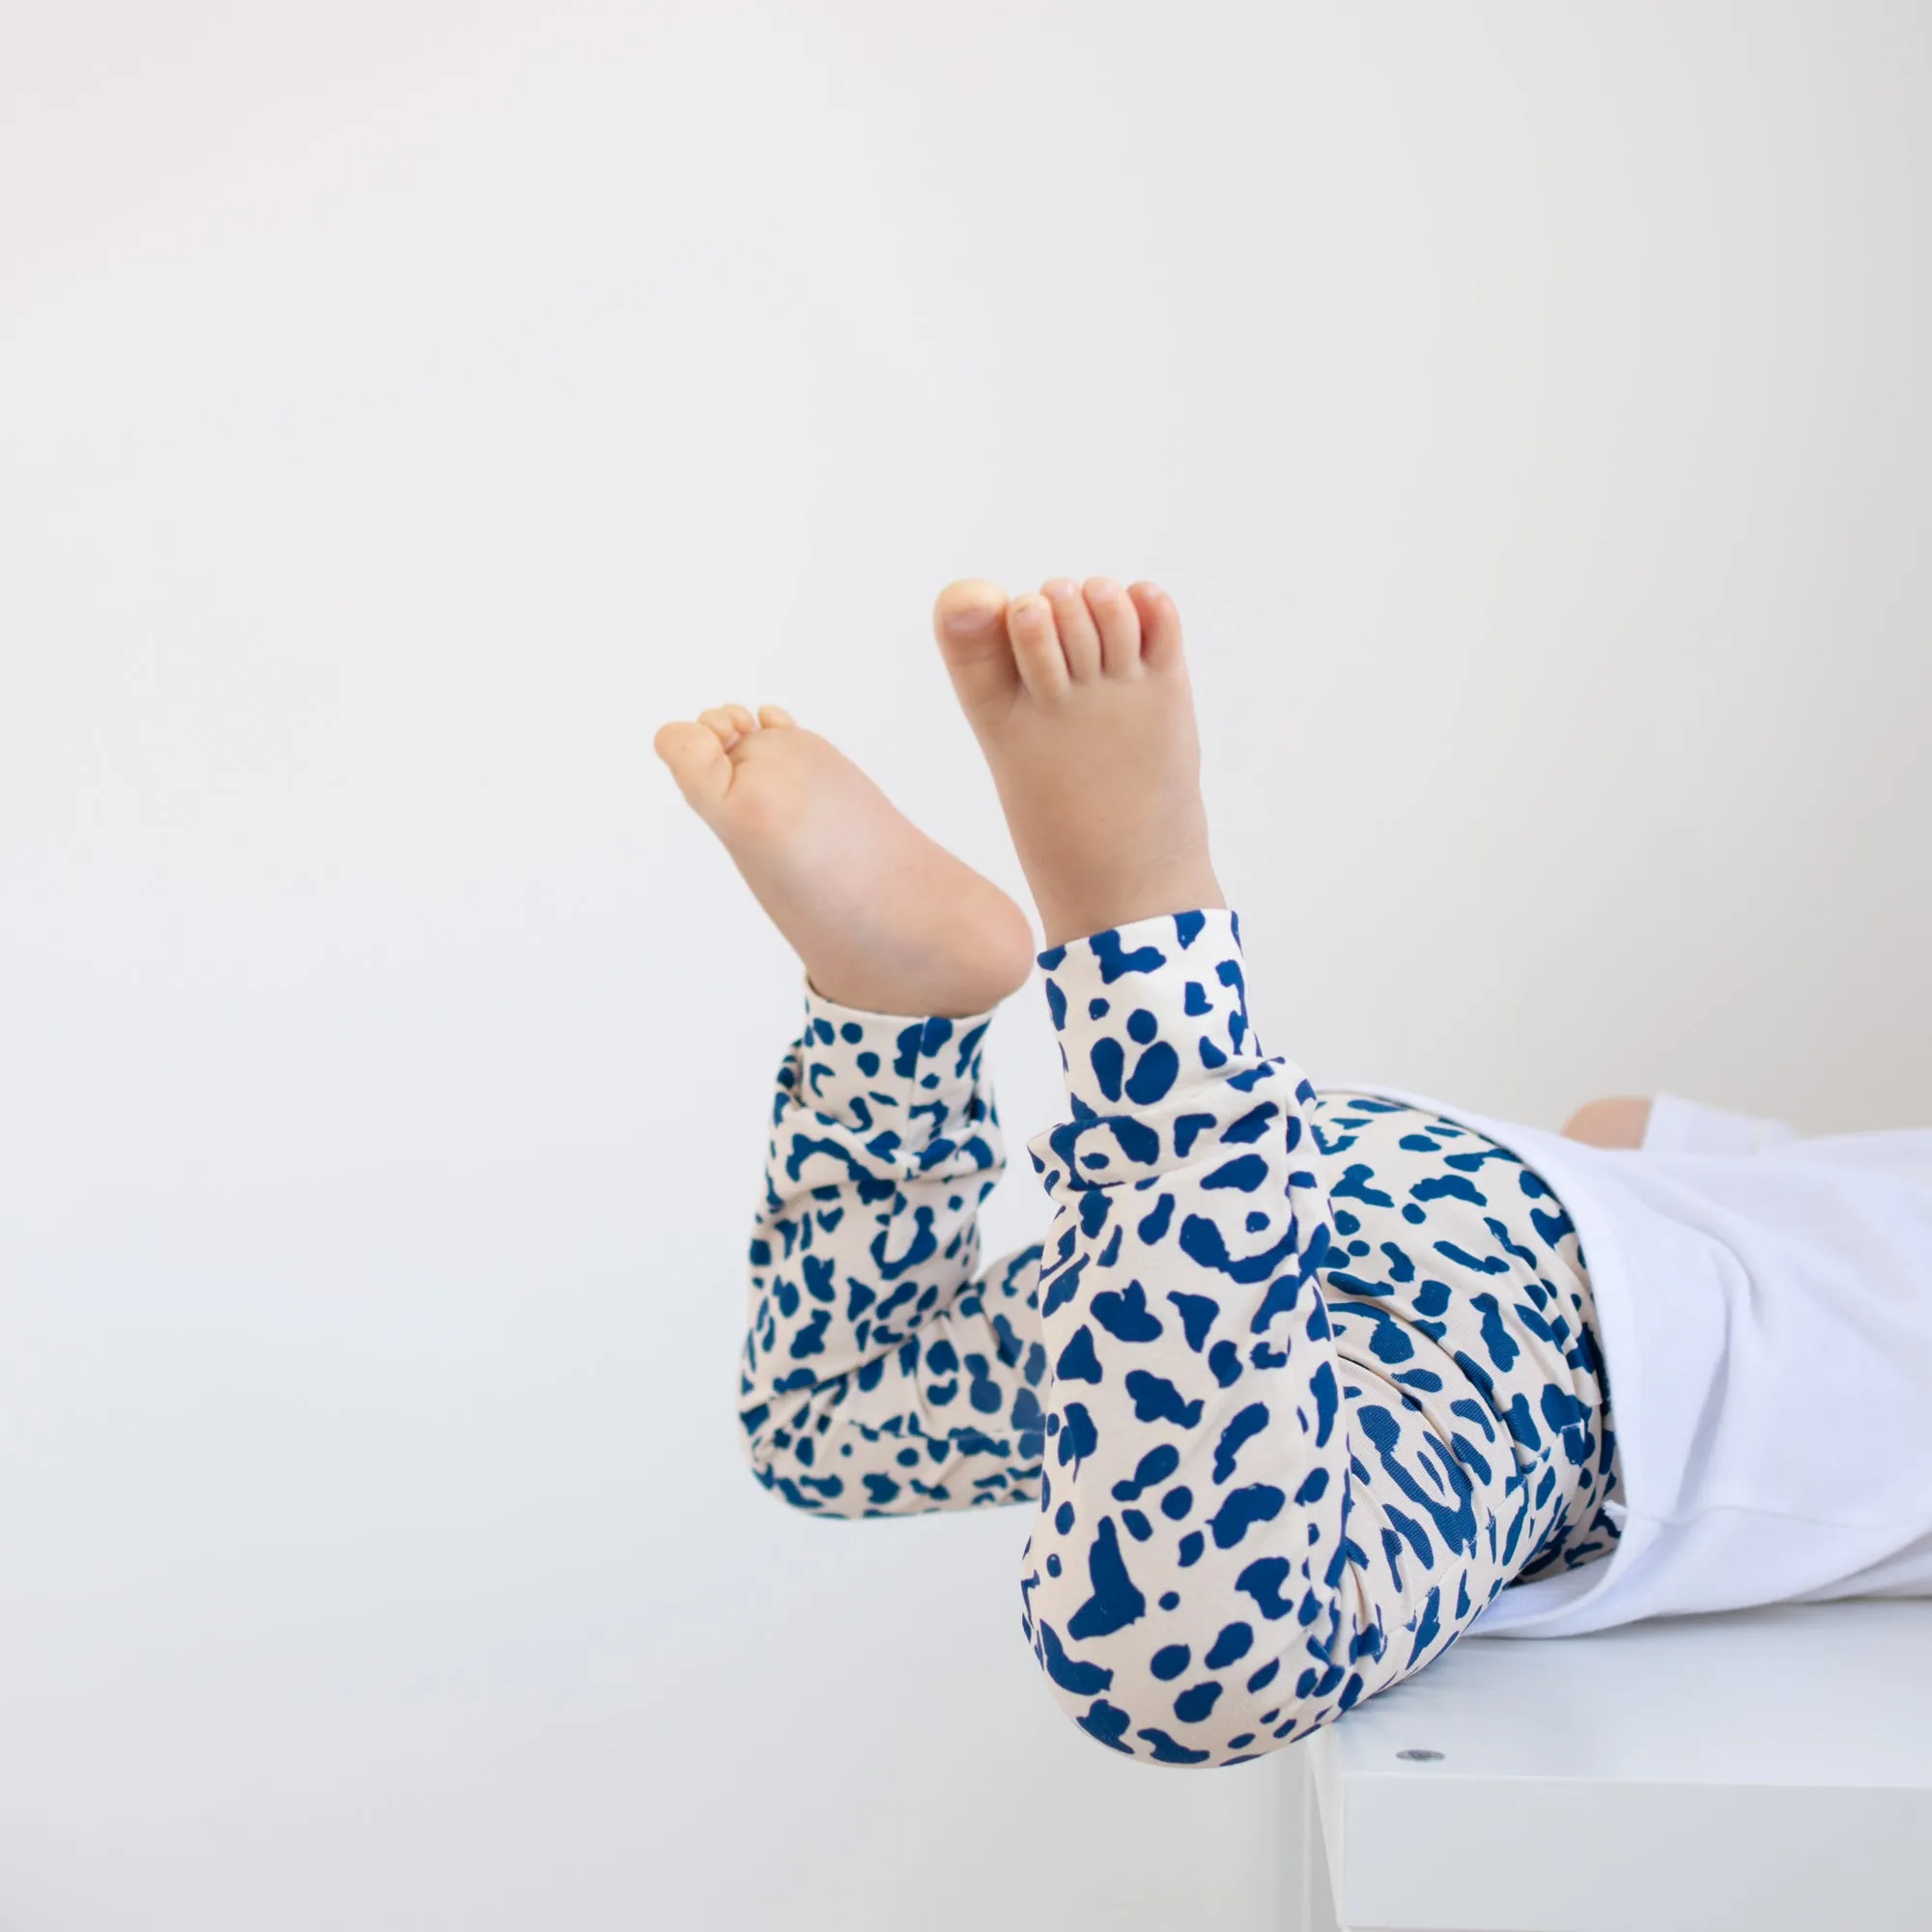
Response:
[1305,1598,1932,1932]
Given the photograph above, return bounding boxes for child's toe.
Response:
[1006,592,1070,696]
[1128,582,1182,669]
[1043,578,1102,681]
[697,705,753,751]
[1083,577,1141,675]
[654,720,733,811]
[756,703,797,729]
[932,578,1021,716]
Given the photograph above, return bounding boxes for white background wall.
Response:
[2,4,1928,1927]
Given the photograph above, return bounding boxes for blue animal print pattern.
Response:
[741,908,1622,1768]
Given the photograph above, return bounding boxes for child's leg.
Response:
[931,579,1604,1765]
[655,701,1053,1514]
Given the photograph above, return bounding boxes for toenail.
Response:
[943,606,998,636]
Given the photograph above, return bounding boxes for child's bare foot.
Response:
[930,578,1223,948]
[653,703,1036,1018]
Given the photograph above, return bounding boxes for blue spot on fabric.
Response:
[1332,1164,1395,1208]
[1161,1486,1193,1520]
[1365,1310,1415,1364]
[1472,1292,1521,1371]
[1173,909,1207,948]
[1411,1173,1487,1205]
[1209,1484,1285,1548]
[1058,1402,1098,1469]
[1165,1292,1220,1351]
[1091,929,1168,982]
[1173,1113,1219,1158]
[890,1016,952,1077]
[1124,1372,1204,1429]
[788,1309,831,1359]
[1179,1214,1303,1284]
[1406,1584,1443,1664]
[1212,1402,1270,1482]
[1089,1037,1124,1102]
[1248,1271,1303,1333]
[1125,1008,1158,1044]
[1531,1204,1575,1247]
[1038,1621,1113,1695]
[1385,1504,1435,1568]
[1092,1281,1164,1342]
[1079,1190,1113,1238]
[1039,1253,1089,1319]
[1208,1340,1243,1386]
[1076,1698,1133,1752]
[1111,1444,1182,1504]
[1435,1238,1508,1276]
[966,1357,1003,1413]
[1246,1659,1280,1692]
[1124,1042,1179,1104]
[1205,1622,1254,1668]
[1138,1727,1210,1764]
[1202,1153,1268,1193]
[1067,1517,1147,1640]
[1173,1681,1223,1723]
[1178,1531,1205,1567]
[1151,1643,1191,1681]
[863,1472,899,1505]
[1236,1556,1295,1620]
[1137,1194,1176,1244]
[1220,1102,1279,1145]
[1183,980,1211,1016]
[1055,1326,1103,1384]
[1293,1466,1329,1505]
[1310,1361,1339,1446]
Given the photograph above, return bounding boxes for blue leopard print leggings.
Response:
[741,908,1623,1768]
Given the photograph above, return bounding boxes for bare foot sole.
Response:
[930,576,1223,948]
[653,702,1036,1018]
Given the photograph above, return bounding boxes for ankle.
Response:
[1033,854,1224,952]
